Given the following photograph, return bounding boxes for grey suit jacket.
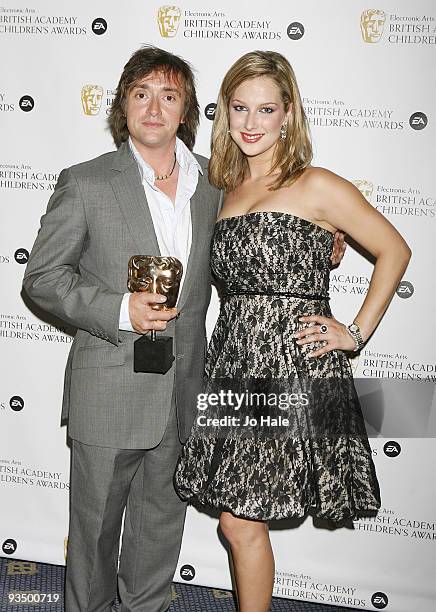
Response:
[23,141,222,449]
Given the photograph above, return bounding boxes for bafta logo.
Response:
[81,84,103,116]
[353,179,374,202]
[360,10,386,43]
[157,6,181,38]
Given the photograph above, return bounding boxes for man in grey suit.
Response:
[23,46,221,611]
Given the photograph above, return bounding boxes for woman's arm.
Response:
[295,168,411,355]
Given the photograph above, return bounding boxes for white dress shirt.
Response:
[119,136,203,331]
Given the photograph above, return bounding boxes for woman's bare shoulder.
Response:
[301,166,351,190]
[300,166,358,211]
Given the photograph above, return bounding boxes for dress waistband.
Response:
[221,290,330,301]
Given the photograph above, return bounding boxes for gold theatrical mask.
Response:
[360,9,386,43]
[157,5,181,38]
[81,84,103,116]
[353,180,374,202]
[128,256,183,374]
[128,256,183,310]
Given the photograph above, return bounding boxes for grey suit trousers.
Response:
[65,399,186,612]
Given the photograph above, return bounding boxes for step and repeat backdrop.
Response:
[1,1,435,610]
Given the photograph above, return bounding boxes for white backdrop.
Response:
[1,1,435,611]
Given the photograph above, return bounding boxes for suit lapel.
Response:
[110,142,160,256]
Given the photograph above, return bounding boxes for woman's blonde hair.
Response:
[209,50,312,191]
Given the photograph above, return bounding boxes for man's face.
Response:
[125,71,185,151]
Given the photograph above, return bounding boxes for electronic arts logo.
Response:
[19,95,34,112]
[10,396,24,412]
[287,22,304,40]
[180,564,195,581]
[204,103,217,121]
[409,112,428,130]
[2,539,17,555]
[361,10,386,43]
[396,280,414,299]
[157,6,181,38]
[14,248,29,264]
[92,18,107,35]
[81,85,104,116]
[371,591,389,609]
[383,441,401,457]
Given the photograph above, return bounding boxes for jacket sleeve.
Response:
[22,167,123,346]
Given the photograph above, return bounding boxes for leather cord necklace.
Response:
[155,153,177,181]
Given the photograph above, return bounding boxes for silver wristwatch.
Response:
[347,322,365,352]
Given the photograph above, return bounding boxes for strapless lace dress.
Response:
[174,211,381,522]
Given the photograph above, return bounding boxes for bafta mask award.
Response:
[128,255,183,374]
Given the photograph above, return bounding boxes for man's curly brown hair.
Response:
[108,45,199,150]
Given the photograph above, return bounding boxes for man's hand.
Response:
[128,293,178,334]
[330,230,347,267]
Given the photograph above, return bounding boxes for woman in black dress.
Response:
[175,50,411,612]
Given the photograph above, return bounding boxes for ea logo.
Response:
[92,18,107,35]
[409,112,427,130]
[180,564,195,581]
[10,396,24,412]
[396,280,414,299]
[371,591,389,609]
[19,95,34,112]
[384,441,401,457]
[2,539,17,555]
[287,22,305,40]
[204,103,217,121]
[14,248,29,264]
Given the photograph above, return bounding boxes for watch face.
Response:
[349,324,359,332]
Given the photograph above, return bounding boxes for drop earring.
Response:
[280,122,287,140]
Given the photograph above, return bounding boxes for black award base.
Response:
[134,335,174,374]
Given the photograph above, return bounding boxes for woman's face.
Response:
[228,75,291,161]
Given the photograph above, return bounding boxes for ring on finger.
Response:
[320,324,329,334]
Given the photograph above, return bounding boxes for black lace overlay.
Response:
[174,212,381,521]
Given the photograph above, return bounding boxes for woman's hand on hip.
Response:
[293,314,356,357]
